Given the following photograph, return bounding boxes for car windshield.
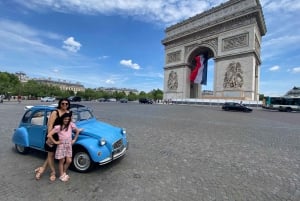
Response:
[70,108,94,122]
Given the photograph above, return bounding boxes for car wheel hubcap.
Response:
[16,145,24,152]
[74,152,90,171]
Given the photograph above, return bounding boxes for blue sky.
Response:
[0,0,299,96]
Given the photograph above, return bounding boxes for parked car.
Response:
[222,102,252,112]
[12,104,128,173]
[139,98,153,104]
[41,97,56,102]
[119,98,128,103]
[68,96,81,102]
[98,98,106,102]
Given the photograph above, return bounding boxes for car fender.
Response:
[74,138,111,163]
[12,127,29,147]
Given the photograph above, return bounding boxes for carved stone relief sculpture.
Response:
[223,62,244,88]
[222,33,249,51]
[167,71,178,90]
[167,51,181,63]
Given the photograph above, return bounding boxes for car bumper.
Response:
[98,143,128,165]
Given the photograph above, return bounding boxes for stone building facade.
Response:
[33,78,85,94]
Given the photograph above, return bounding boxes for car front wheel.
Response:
[285,108,292,112]
[15,144,29,154]
[71,148,94,173]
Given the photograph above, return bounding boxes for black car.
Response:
[139,98,153,104]
[119,98,128,103]
[222,102,252,112]
[68,96,82,102]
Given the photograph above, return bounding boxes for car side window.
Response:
[22,110,33,123]
[31,110,45,126]
[46,111,52,125]
[72,113,78,122]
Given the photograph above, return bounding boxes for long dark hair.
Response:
[57,98,71,110]
[59,112,72,131]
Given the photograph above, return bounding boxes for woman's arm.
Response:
[47,110,57,132]
[47,127,60,145]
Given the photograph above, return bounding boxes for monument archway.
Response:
[162,0,266,101]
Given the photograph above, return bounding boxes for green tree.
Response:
[128,92,138,101]
[259,94,264,101]
[0,72,21,95]
[149,89,163,102]
[138,91,147,99]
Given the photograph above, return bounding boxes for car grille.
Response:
[113,139,123,150]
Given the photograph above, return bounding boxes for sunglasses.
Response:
[61,102,69,105]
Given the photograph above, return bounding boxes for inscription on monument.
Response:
[167,71,178,90]
[222,33,249,51]
[223,62,244,89]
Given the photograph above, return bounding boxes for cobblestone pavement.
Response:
[0,100,299,201]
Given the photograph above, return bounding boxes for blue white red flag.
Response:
[190,54,207,85]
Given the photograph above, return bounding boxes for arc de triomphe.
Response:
[162,0,266,101]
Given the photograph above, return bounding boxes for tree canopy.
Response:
[0,71,163,101]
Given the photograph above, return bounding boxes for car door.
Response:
[232,103,240,111]
[228,103,235,110]
[27,109,48,149]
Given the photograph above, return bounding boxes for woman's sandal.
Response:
[49,172,56,182]
[34,167,44,180]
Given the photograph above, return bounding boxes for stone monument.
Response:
[162,0,266,101]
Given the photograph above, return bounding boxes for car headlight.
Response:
[99,138,106,146]
[121,128,126,135]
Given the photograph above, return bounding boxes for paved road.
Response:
[0,101,300,201]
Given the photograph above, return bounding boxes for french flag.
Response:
[190,54,207,85]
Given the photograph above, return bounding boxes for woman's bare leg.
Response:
[48,152,56,181]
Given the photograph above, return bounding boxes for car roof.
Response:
[25,103,86,111]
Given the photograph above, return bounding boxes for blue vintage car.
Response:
[12,104,128,173]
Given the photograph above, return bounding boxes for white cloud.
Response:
[13,0,227,25]
[98,55,109,60]
[62,37,81,52]
[269,65,280,71]
[261,0,300,12]
[0,19,67,57]
[120,59,140,70]
[52,68,59,73]
[105,79,115,84]
[292,67,300,73]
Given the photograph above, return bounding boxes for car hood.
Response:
[75,118,123,142]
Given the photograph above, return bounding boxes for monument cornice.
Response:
[215,50,261,64]
[164,63,191,70]
[162,0,266,45]
[163,14,256,49]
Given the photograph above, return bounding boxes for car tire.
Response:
[15,144,29,154]
[71,148,94,173]
[285,108,292,112]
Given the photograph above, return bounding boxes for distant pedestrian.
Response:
[17,95,21,103]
